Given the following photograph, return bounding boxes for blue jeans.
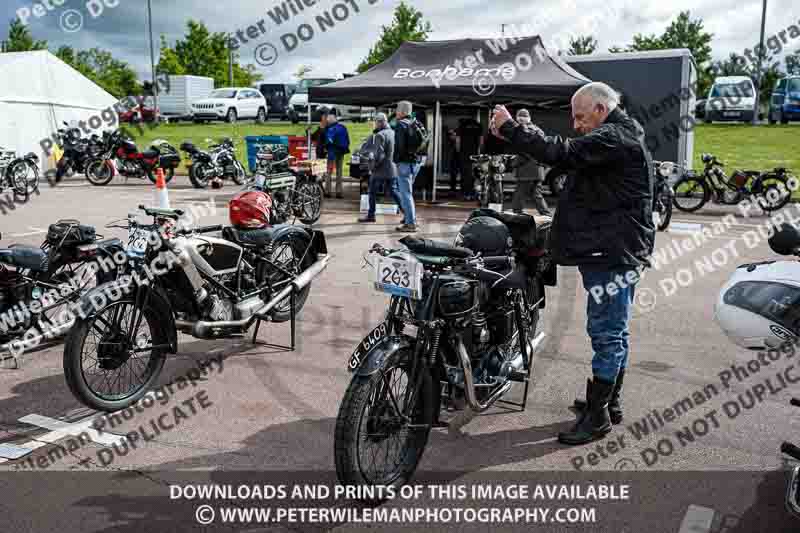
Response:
[397,162,416,225]
[367,174,401,218]
[579,266,639,382]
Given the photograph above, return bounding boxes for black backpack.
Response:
[406,119,430,156]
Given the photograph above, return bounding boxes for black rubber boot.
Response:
[558,377,614,445]
[573,369,625,424]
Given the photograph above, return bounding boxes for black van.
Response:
[256,83,297,120]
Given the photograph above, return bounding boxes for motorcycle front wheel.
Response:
[334,344,433,502]
[63,296,168,411]
[231,161,246,186]
[656,192,673,231]
[85,159,115,186]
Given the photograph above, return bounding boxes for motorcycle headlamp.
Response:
[658,162,675,177]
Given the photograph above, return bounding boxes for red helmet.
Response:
[229,190,272,229]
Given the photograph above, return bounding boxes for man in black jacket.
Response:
[491,82,655,446]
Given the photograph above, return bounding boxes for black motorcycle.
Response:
[250,145,324,225]
[0,221,122,364]
[335,209,555,497]
[471,154,516,207]
[652,160,676,231]
[181,138,246,189]
[673,153,793,213]
[51,123,104,184]
[0,148,39,198]
[63,205,330,411]
[85,130,180,185]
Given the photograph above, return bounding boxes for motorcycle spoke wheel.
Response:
[673,178,707,212]
[356,364,416,486]
[296,182,322,223]
[77,302,158,402]
[757,179,792,212]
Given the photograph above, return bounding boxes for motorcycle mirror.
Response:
[768,223,800,256]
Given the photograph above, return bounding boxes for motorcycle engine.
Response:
[460,288,520,386]
[203,293,234,322]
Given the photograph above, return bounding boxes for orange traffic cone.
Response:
[154,168,170,209]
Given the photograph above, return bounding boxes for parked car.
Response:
[118,96,158,123]
[191,87,268,124]
[256,83,296,120]
[287,78,375,123]
[769,75,800,125]
[704,76,756,123]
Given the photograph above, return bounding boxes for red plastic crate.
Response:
[288,136,310,161]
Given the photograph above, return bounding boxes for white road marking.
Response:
[677,504,715,533]
[18,413,125,448]
[9,227,47,237]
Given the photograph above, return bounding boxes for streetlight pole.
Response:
[147,0,158,120]
[752,0,768,125]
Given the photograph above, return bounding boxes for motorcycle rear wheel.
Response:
[256,231,315,322]
[188,163,211,189]
[334,345,433,502]
[295,181,324,224]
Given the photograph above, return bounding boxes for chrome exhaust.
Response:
[191,254,330,338]
[455,330,546,413]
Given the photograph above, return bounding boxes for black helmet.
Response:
[455,216,512,256]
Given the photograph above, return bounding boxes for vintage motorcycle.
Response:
[63,200,330,411]
[0,148,39,198]
[180,137,246,189]
[248,144,324,225]
[85,130,180,185]
[673,153,793,213]
[471,154,516,207]
[652,160,676,232]
[0,221,123,363]
[335,209,555,496]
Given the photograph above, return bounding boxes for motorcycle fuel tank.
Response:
[183,236,242,276]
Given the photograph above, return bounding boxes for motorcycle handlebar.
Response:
[482,256,514,270]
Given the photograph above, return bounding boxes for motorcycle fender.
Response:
[74,279,178,353]
[268,224,320,261]
[353,336,412,377]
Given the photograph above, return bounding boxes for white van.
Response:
[287,77,374,124]
[704,76,757,122]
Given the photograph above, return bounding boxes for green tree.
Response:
[567,35,598,55]
[709,53,749,77]
[357,2,432,73]
[3,18,47,52]
[157,20,261,87]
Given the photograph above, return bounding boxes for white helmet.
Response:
[714,224,800,350]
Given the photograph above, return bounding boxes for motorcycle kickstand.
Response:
[251,288,296,351]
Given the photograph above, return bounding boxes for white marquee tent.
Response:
[0,50,118,167]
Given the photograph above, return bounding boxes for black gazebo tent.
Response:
[309,36,590,201]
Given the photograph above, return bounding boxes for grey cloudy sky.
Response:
[3,0,799,83]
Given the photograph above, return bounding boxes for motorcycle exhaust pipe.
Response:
[499,331,546,378]
[455,330,546,413]
[191,254,330,338]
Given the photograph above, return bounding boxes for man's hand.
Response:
[490,104,513,140]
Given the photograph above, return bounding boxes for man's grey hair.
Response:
[572,82,619,112]
[375,112,388,124]
[396,100,413,116]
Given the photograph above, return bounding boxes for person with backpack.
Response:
[358,113,400,223]
[324,110,350,199]
[392,100,427,232]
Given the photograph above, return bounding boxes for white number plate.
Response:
[128,228,151,254]
[374,256,422,299]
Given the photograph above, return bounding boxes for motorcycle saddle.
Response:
[222,226,275,248]
[399,236,473,258]
[0,245,48,272]
[142,149,160,159]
